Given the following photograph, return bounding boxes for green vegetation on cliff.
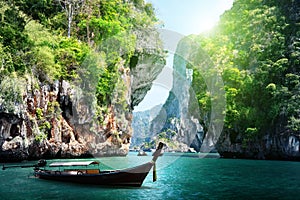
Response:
[0,0,165,160]
[0,0,159,115]
[190,0,300,156]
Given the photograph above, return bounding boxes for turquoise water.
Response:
[1,153,300,200]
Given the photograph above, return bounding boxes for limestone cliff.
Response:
[150,37,204,152]
[0,0,165,162]
[131,104,162,147]
[0,52,164,162]
[216,0,300,160]
[0,75,127,161]
[217,131,300,160]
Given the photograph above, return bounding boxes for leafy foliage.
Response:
[192,0,300,144]
[0,0,160,128]
[0,74,25,113]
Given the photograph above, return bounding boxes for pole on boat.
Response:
[2,159,47,170]
[152,142,164,162]
[152,142,165,182]
[153,162,157,182]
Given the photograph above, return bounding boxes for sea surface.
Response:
[1,152,299,200]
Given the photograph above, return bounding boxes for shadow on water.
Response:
[34,177,156,190]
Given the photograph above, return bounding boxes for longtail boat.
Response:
[3,142,164,187]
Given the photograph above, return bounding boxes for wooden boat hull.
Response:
[3,143,165,187]
[34,162,154,187]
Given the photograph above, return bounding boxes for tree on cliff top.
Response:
[191,0,300,146]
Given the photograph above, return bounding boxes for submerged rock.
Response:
[137,150,147,156]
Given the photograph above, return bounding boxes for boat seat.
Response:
[86,169,100,174]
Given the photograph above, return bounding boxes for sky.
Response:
[134,0,234,111]
[148,0,234,35]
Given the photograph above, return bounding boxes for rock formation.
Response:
[0,51,164,162]
[216,0,300,160]
[131,104,162,147]
[150,37,204,152]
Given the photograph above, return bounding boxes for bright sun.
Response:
[198,20,217,33]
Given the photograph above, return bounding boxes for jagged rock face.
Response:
[150,38,204,152]
[130,53,165,109]
[150,83,203,152]
[131,104,162,147]
[0,82,81,161]
[217,132,300,160]
[0,69,130,161]
[130,27,166,109]
[0,49,165,161]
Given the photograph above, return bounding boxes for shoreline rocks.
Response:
[217,132,300,161]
